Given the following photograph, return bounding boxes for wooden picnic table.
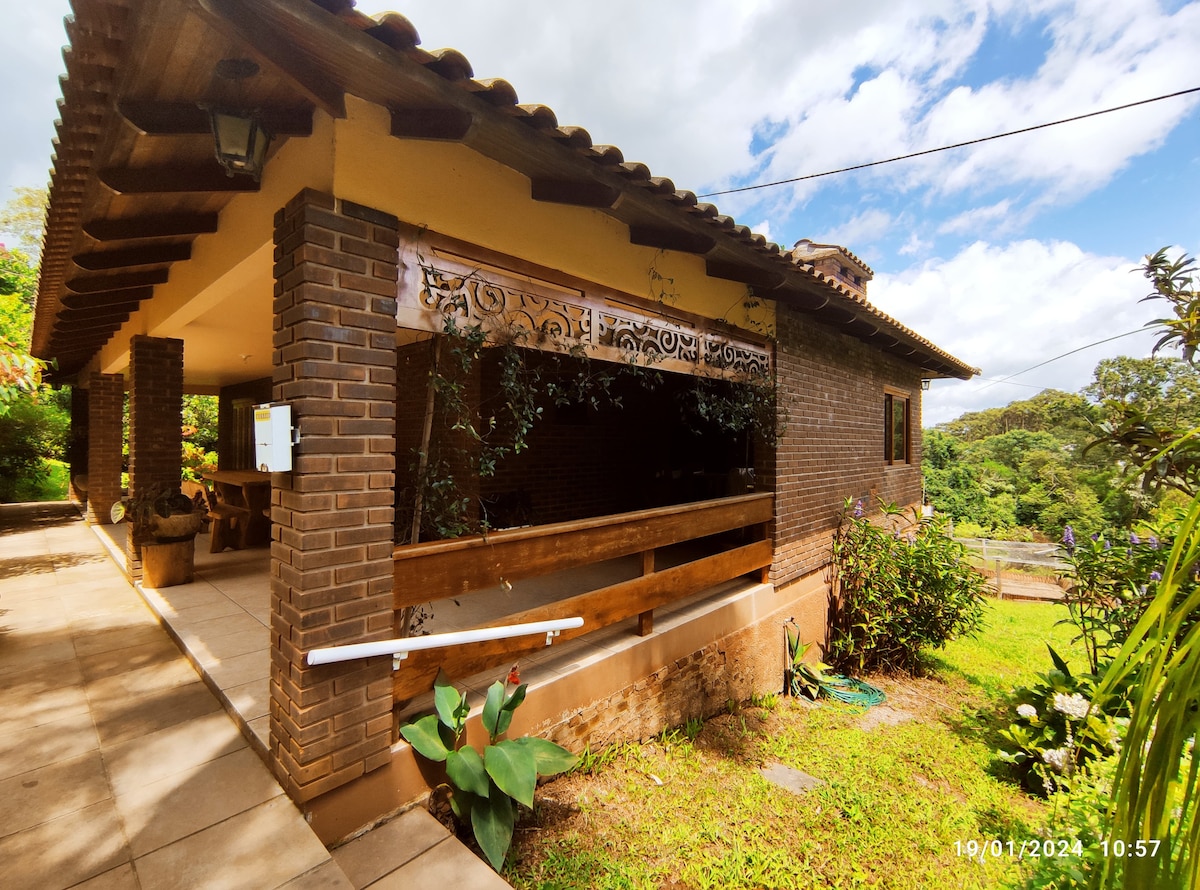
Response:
[202,469,272,548]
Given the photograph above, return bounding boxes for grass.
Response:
[504,598,1085,890]
[8,458,69,502]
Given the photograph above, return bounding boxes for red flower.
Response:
[506,664,521,686]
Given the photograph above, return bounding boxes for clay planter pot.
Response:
[150,511,204,542]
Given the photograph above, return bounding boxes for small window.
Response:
[884,392,910,465]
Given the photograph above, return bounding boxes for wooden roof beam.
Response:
[629,225,715,255]
[66,269,169,293]
[84,213,219,241]
[390,107,474,140]
[98,165,260,195]
[61,286,154,309]
[530,179,620,209]
[197,0,348,119]
[117,101,314,137]
[72,244,192,271]
[704,259,786,290]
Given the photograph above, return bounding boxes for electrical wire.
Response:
[974,328,1146,392]
[698,86,1200,198]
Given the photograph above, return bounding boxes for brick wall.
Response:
[770,303,923,587]
[85,372,124,526]
[269,188,398,803]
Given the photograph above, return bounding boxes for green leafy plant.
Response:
[784,624,827,700]
[1090,490,1200,889]
[110,483,198,538]
[1059,521,1197,674]
[997,645,1124,796]
[828,498,987,674]
[399,667,577,871]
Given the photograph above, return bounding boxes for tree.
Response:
[0,245,46,414]
[0,186,47,260]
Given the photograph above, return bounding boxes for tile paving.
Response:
[0,502,509,889]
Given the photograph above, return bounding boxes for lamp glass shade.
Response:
[210,110,270,179]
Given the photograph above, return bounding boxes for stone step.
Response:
[330,807,511,889]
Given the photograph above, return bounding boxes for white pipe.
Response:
[306,617,585,667]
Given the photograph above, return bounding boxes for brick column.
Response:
[86,372,124,525]
[69,385,89,509]
[269,189,398,802]
[128,336,184,494]
[128,336,184,565]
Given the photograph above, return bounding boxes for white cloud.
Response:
[937,199,1022,237]
[872,239,1166,424]
[817,209,894,249]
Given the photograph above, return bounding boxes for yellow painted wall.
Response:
[96,110,339,382]
[331,95,774,334]
[93,92,775,384]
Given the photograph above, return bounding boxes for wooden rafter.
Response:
[72,244,192,271]
[65,269,169,293]
[530,179,620,209]
[98,165,260,195]
[83,214,220,241]
[117,100,314,137]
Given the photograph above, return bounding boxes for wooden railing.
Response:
[392,492,774,702]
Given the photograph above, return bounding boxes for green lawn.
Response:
[505,598,1083,889]
[8,458,70,502]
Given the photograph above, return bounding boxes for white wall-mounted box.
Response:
[254,403,293,472]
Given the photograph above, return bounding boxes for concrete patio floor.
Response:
[0,502,508,890]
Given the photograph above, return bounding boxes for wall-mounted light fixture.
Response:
[921,379,932,391]
[205,58,271,180]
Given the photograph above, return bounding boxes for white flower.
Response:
[1017,704,1038,720]
[1052,693,1090,720]
[1042,747,1073,775]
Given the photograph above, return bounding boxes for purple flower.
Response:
[1149,535,1160,550]
[1104,539,1112,551]
[1062,526,1075,551]
[1130,533,1140,545]
[1149,571,1162,582]
[853,500,864,519]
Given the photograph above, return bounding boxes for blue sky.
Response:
[3,0,1198,424]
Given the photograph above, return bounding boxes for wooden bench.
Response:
[187,481,252,553]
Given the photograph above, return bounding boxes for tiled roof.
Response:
[323,2,974,379]
[33,0,976,380]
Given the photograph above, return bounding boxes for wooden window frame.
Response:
[884,389,911,466]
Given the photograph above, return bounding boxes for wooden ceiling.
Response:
[35,0,977,381]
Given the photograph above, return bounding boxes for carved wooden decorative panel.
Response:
[396,231,772,379]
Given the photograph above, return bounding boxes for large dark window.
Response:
[884,392,910,465]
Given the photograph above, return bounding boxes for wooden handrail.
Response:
[392,493,774,703]
[393,492,773,609]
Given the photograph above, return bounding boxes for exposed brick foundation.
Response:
[269,189,398,803]
[85,372,124,526]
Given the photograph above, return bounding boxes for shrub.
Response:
[1060,520,1198,674]
[828,499,987,674]
[997,645,1124,796]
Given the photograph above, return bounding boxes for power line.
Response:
[699,86,1200,198]
[975,328,1147,392]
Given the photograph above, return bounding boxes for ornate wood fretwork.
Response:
[397,234,772,380]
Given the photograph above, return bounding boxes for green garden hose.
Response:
[818,674,887,707]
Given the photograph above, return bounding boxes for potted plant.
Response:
[111,485,203,542]
[111,485,203,587]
